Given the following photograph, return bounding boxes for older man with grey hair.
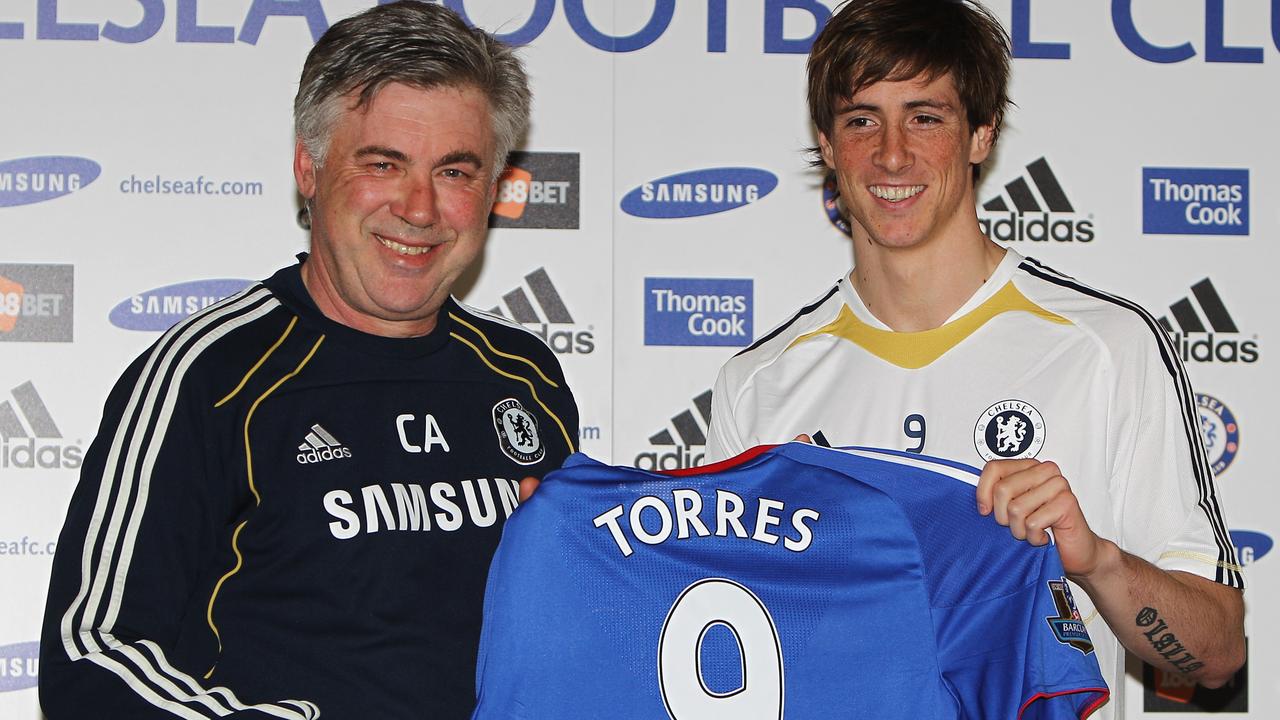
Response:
[39,3,579,718]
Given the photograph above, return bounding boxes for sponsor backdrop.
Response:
[1,1,1275,716]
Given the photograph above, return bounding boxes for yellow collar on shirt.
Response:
[787,281,1072,370]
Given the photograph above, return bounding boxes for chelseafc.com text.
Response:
[0,536,56,556]
[119,174,264,197]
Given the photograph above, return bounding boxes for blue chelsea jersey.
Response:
[473,443,1108,719]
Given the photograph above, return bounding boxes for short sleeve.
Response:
[1106,317,1243,588]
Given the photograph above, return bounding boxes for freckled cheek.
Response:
[832,143,878,178]
[920,135,968,163]
[830,137,864,161]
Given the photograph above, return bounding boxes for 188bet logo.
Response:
[489,151,579,229]
[494,168,570,214]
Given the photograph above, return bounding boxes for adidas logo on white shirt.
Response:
[296,424,352,464]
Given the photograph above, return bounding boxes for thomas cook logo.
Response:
[635,390,712,471]
[487,268,595,355]
[493,398,543,465]
[0,157,100,208]
[1158,279,1258,364]
[621,167,777,219]
[978,158,1094,244]
[644,278,752,347]
[0,641,40,692]
[1196,394,1239,475]
[1143,168,1248,236]
[974,399,1045,462]
[108,279,254,331]
[489,151,579,229]
[0,381,83,470]
[0,264,73,342]
[1045,578,1094,655]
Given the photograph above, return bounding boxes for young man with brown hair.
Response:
[705,1,1244,715]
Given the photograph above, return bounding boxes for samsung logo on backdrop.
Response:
[0,641,39,692]
[1231,530,1272,566]
[1143,168,1249,235]
[621,168,777,219]
[109,279,254,331]
[645,278,753,347]
[0,157,100,208]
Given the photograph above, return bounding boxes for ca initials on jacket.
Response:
[396,413,450,453]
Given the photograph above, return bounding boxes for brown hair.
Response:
[808,0,1011,158]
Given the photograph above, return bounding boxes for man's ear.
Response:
[969,124,994,165]
[294,140,317,199]
[817,131,836,170]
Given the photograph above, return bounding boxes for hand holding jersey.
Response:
[977,458,1246,688]
[977,459,1104,570]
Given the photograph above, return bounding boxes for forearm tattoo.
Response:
[1136,607,1204,674]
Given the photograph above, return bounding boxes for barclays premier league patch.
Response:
[1046,577,1094,655]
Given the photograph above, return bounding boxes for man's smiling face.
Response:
[295,82,498,337]
[819,72,992,252]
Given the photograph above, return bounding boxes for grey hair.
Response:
[293,1,530,178]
